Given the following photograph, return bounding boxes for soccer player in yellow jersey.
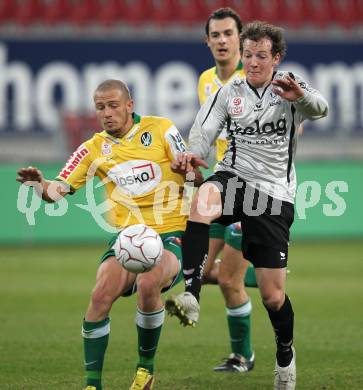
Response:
[198,8,256,373]
[16,79,204,390]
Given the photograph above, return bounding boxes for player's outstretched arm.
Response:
[272,75,328,119]
[16,166,70,203]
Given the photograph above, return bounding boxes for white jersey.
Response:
[188,71,329,204]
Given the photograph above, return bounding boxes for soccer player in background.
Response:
[16,79,204,390]
[166,22,329,389]
[198,7,257,373]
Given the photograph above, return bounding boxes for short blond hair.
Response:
[94,79,131,99]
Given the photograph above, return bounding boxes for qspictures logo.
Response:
[16,163,349,233]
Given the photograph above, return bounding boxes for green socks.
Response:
[227,300,253,359]
[136,307,165,374]
[81,307,164,389]
[82,317,110,390]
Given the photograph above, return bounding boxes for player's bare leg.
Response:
[202,237,224,284]
[85,257,135,321]
[83,257,135,390]
[218,244,249,306]
[130,250,180,390]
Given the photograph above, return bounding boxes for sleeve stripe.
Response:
[201,87,223,126]
[287,105,296,183]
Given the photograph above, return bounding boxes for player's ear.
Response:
[273,53,281,67]
[206,35,211,48]
[126,99,134,113]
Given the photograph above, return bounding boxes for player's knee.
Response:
[137,276,160,298]
[189,189,221,223]
[261,291,285,311]
[189,197,207,221]
[218,274,241,295]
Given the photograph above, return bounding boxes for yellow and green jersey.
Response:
[198,61,245,161]
[57,113,188,234]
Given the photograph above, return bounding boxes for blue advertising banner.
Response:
[0,39,362,136]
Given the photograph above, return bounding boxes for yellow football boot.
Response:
[129,367,154,390]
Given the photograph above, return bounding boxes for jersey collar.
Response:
[132,112,141,124]
[236,60,243,71]
[246,71,277,99]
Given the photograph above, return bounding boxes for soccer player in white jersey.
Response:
[166,22,329,390]
[198,7,256,373]
[16,79,204,390]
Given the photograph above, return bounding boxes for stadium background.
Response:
[1,1,363,389]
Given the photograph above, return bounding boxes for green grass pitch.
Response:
[1,241,363,389]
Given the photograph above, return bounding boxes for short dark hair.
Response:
[94,79,131,100]
[240,21,287,60]
[205,7,243,36]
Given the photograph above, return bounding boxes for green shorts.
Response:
[224,222,242,251]
[209,222,227,240]
[100,230,184,296]
[209,222,242,251]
